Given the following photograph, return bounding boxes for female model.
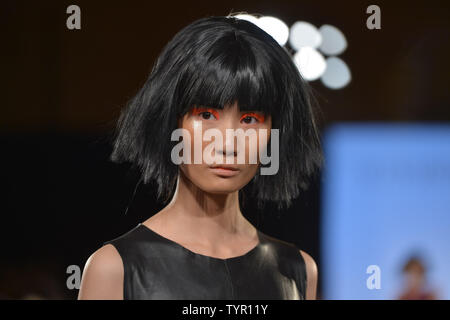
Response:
[78,13,323,300]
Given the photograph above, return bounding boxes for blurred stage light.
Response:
[234,15,289,46]
[289,21,322,51]
[234,14,351,89]
[289,20,350,89]
[293,47,327,81]
[256,16,290,46]
[319,24,348,56]
[321,57,351,89]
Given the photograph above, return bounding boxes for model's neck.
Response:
[161,170,248,237]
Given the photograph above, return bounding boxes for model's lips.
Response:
[209,165,239,171]
[209,165,240,177]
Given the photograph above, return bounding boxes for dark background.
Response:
[1,0,449,299]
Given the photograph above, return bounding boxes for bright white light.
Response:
[319,24,347,55]
[255,16,289,46]
[293,47,327,81]
[233,14,259,25]
[320,57,351,89]
[289,21,322,51]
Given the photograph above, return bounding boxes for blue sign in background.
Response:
[321,123,450,299]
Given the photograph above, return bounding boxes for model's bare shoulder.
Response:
[77,244,124,300]
[299,249,318,300]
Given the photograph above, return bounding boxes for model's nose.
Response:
[219,132,238,158]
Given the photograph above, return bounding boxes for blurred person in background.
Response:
[398,255,438,300]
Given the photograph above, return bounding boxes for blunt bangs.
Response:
[174,20,284,118]
[109,14,324,210]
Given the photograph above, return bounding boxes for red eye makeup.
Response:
[190,106,266,124]
[240,112,265,124]
[191,106,220,120]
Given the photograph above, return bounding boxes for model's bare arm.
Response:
[77,244,124,300]
[300,250,318,300]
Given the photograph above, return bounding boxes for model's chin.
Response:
[205,181,241,194]
[199,177,246,194]
[180,166,255,194]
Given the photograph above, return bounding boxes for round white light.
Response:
[255,16,290,46]
[293,47,327,81]
[319,24,348,55]
[289,21,322,51]
[321,57,351,89]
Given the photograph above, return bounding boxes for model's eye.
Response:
[191,106,219,120]
[241,115,258,124]
[240,112,265,124]
[199,112,217,120]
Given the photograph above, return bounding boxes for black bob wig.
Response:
[109,13,324,210]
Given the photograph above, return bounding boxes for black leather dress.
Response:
[103,223,307,300]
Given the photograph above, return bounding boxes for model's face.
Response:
[178,102,272,194]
